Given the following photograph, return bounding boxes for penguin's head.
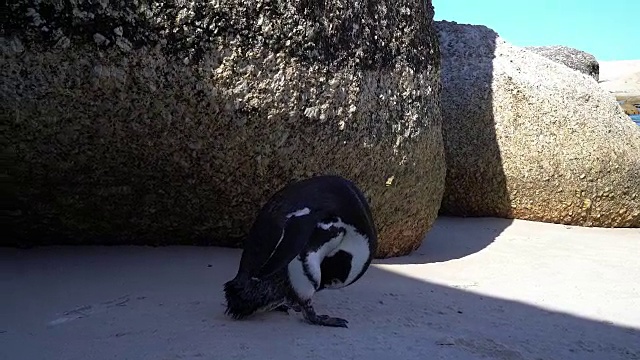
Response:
[319,250,353,290]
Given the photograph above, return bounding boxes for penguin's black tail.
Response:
[223,275,263,320]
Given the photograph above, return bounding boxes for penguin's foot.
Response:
[307,314,349,328]
[274,305,290,313]
[300,301,349,328]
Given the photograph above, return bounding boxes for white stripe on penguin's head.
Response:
[286,207,311,218]
[317,217,346,230]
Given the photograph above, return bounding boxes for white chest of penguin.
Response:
[287,218,371,300]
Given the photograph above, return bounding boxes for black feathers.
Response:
[223,278,256,320]
[223,275,288,320]
[254,209,328,279]
[319,250,353,290]
[223,175,378,322]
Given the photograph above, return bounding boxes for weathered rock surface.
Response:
[1,1,445,257]
[525,45,600,81]
[436,20,640,227]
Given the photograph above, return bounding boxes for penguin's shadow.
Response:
[377,216,514,264]
[213,299,325,329]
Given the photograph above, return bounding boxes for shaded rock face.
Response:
[436,20,640,227]
[2,1,445,257]
[525,45,599,81]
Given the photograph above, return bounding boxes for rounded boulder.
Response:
[436,20,640,227]
[2,1,446,257]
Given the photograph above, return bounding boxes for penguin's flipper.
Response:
[255,210,326,279]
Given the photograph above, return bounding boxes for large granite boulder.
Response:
[436,20,640,227]
[1,1,445,257]
[525,45,600,81]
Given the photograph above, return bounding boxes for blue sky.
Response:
[432,0,640,61]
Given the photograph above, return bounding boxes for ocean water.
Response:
[630,114,640,126]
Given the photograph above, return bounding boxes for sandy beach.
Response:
[2,217,639,360]
[598,60,640,98]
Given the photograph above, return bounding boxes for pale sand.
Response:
[1,217,639,360]
[598,60,640,97]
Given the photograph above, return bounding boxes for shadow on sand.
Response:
[0,246,638,360]
[426,20,516,261]
[382,216,516,264]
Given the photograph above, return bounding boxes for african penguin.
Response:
[223,175,378,328]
